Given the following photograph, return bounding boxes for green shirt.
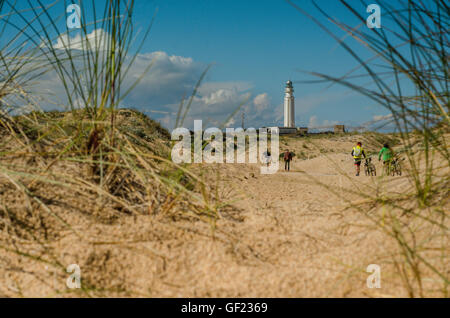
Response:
[378,147,393,161]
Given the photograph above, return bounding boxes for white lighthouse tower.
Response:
[267,80,298,135]
[283,80,295,127]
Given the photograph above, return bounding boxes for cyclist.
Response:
[351,142,366,176]
[378,143,394,174]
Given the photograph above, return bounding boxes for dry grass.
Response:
[0,109,232,297]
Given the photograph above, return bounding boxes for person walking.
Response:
[351,141,366,176]
[378,143,394,174]
[283,149,293,171]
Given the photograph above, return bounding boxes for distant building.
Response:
[268,127,297,135]
[334,125,345,133]
[297,127,308,135]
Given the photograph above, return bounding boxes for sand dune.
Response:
[0,132,447,297]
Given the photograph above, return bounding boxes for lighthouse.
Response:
[283,80,295,127]
[266,80,298,135]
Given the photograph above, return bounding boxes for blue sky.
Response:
[136,0,387,128]
[2,0,407,130]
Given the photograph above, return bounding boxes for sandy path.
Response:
[208,152,408,297]
[0,136,415,298]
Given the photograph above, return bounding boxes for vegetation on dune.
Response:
[0,0,227,296]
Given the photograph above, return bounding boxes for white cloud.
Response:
[372,114,393,121]
[225,117,235,126]
[172,85,252,129]
[308,115,338,128]
[46,28,110,51]
[253,93,269,108]
[200,88,240,106]
[253,93,269,109]
[227,93,283,129]
[308,115,319,127]
[197,81,253,95]
[125,51,202,108]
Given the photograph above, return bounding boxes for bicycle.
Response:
[383,158,402,176]
[390,158,403,176]
[364,158,376,176]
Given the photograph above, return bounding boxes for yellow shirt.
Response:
[352,146,364,159]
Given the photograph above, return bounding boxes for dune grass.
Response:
[0,0,229,296]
